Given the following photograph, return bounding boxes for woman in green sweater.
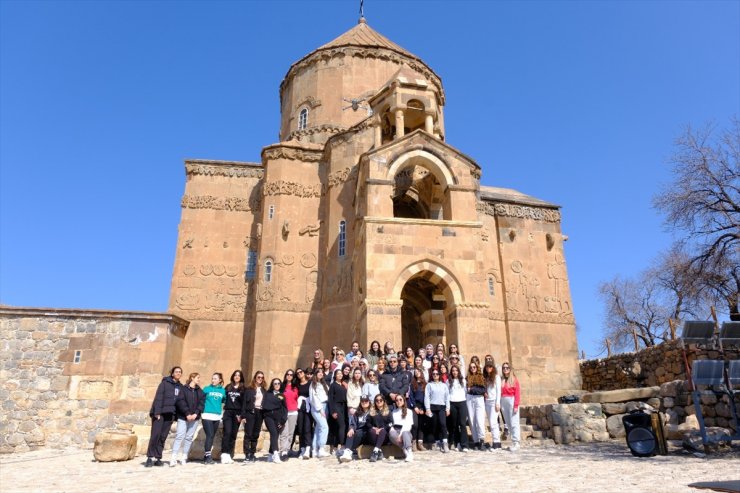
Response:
[201,373,226,464]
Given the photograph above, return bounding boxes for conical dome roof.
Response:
[316,18,419,60]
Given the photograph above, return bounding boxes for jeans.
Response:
[171,418,199,459]
[311,404,329,451]
[429,404,448,441]
[389,428,412,449]
[466,395,486,443]
[485,400,501,443]
[202,419,220,455]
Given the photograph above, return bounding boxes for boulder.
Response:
[682,427,732,452]
[602,403,627,415]
[581,387,660,404]
[606,414,626,438]
[93,431,137,462]
[664,415,700,440]
[659,380,683,398]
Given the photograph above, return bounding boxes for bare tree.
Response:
[654,119,740,319]
[599,246,712,351]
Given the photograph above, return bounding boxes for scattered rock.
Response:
[93,431,137,462]
[606,414,626,438]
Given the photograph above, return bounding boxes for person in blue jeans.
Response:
[309,368,331,458]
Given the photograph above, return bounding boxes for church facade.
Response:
[168,18,580,403]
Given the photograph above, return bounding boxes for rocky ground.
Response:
[1,441,738,493]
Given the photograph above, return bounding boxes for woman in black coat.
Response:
[263,378,288,463]
[145,366,182,467]
[220,370,246,464]
[327,369,348,455]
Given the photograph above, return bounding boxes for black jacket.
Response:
[349,411,371,433]
[149,376,181,417]
[242,387,265,414]
[369,411,392,430]
[224,384,246,415]
[262,391,288,427]
[328,382,347,415]
[379,367,410,403]
[175,384,205,420]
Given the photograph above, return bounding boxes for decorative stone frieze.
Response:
[185,160,263,179]
[181,195,261,212]
[477,201,561,223]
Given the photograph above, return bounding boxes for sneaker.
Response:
[204,455,214,465]
[492,442,502,451]
[416,440,424,452]
[145,458,153,468]
[169,457,177,467]
[302,449,310,460]
[339,449,353,463]
[502,429,509,441]
[461,447,470,453]
[221,453,232,464]
[178,458,187,466]
[280,452,288,462]
[153,459,164,467]
[249,453,257,463]
[377,450,385,461]
[443,441,450,453]
[369,450,378,463]
[510,443,520,452]
[272,451,282,463]
[317,448,331,458]
[404,448,414,462]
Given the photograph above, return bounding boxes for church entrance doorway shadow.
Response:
[399,269,459,351]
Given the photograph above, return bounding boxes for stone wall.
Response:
[521,382,738,445]
[580,339,740,391]
[0,307,188,454]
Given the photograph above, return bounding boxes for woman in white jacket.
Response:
[390,394,415,462]
[309,368,331,458]
[483,362,502,450]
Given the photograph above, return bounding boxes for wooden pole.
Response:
[606,338,612,357]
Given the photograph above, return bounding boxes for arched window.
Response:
[488,276,495,296]
[298,108,308,130]
[264,259,273,283]
[338,220,346,257]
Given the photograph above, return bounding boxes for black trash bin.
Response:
[622,411,657,457]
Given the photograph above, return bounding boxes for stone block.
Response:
[626,401,655,413]
[93,431,137,462]
[581,387,660,403]
[662,397,675,408]
[659,380,683,398]
[700,393,718,406]
[606,413,626,438]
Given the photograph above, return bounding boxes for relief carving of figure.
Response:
[299,221,322,237]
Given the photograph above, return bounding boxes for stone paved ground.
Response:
[0,442,738,493]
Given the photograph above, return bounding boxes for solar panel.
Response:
[719,322,740,346]
[728,360,740,391]
[691,360,725,387]
[680,320,715,343]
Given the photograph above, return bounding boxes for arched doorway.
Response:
[401,275,447,349]
[393,261,463,352]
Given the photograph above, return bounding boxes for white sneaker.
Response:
[272,451,282,463]
[339,449,353,463]
[221,453,232,464]
[178,457,187,465]
[443,441,450,453]
[169,457,177,467]
[317,448,331,458]
[302,449,310,460]
[404,448,414,462]
[510,443,520,452]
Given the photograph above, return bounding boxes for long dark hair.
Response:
[448,364,464,388]
[312,368,329,393]
[228,370,244,390]
[395,394,408,419]
[249,371,266,391]
[483,362,498,384]
[411,368,426,392]
[368,340,382,356]
[282,369,297,391]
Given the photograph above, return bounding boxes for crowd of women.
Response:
[144,341,521,467]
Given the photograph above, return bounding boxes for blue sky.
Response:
[1,0,738,359]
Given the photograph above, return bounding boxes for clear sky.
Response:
[1,0,738,359]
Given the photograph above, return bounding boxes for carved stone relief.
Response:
[262,147,323,162]
[299,222,322,237]
[306,271,321,303]
[181,194,262,212]
[300,253,317,268]
[504,258,572,319]
[173,263,249,321]
[185,162,263,179]
[327,166,359,188]
[477,201,561,223]
[263,180,324,198]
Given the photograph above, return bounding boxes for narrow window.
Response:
[264,259,273,283]
[488,277,495,296]
[298,108,308,130]
[338,220,346,257]
[73,350,82,364]
[246,250,257,280]
[269,205,275,220]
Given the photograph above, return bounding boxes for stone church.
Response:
[169,17,580,403]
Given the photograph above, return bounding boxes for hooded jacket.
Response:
[175,384,205,420]
[149,376,181,417]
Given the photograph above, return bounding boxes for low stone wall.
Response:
[521,381,738,445]
[0,306,188,454]
[580,339,740,391]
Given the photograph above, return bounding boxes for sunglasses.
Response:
[432,372,439,376]
[502,367,510,370]
[287,373,294,376]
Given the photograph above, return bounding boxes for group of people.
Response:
[144,341,521,467]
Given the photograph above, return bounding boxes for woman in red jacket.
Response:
[500,362,521,451]
[278,369,299,460]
